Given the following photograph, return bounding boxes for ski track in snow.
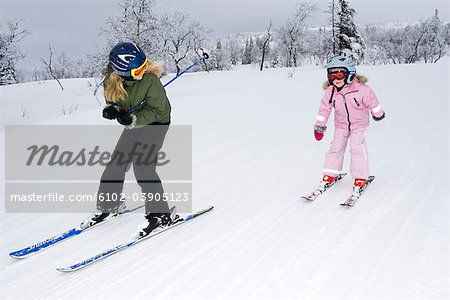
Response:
[1,62,449,299]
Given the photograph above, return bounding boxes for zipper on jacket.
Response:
[342,94,351,131]
[340,90,358,131]
[354,98,360,107]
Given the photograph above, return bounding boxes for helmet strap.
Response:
[346,74,355,84]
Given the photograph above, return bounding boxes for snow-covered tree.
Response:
[100,0,160,57]
[337,0,365,61]
[0,19,29,85]
[72,54,105,79]
[159,11,210,74]
[418,9,449,63]
[362,14,449,66]
[276,3,316,67]
[209,39,231,70]
[304,27,333,65]
[99,0,210,75]
[227,38,242,66]
[242,38,256,65]
[360,25,388,65]
[277,24,297,67]
[373,25,427,64]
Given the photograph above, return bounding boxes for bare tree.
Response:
[41,44,64,90]
[21,103,29,118]
[259,21,273,71]
[327,0,338,55]
[61,102,79,115]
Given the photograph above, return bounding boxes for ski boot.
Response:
[318,175,338,193]
[80,202,126,229]
[134,207,181,239]
[302,173,347,201]
[351,178,368,197]
[340,178,369,206]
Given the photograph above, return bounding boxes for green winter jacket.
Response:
[104,70,171,126]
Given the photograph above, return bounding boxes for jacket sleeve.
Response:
[362,86,384,118]
[315,87,334,127]
[134,75,168,126]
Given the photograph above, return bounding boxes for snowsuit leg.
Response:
[97,128,138,213]
[133,124,171,214]
[97,124,171,214]
[323,128,350,176]
[349,128,369,179]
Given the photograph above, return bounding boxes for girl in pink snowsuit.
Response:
[314,56,385,193]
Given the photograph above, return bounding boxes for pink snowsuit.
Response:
[315,78,384,179]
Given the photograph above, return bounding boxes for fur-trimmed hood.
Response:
[322,74,368,90]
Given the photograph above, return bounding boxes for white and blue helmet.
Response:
[109,42,147,80]
[326,55,356,83]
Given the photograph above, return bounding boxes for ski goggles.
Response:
[327,70,349,81]
[130,59,149,79]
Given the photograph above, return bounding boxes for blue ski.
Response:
[57,206,214,272]
[9,205,144,259]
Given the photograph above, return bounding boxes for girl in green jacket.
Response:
[81,42,179,238]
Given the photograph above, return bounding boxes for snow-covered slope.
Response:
[1,61,449,299]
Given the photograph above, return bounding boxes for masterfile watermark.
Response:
[6,125,191,180]
[26,143,170,167]
[5,125,193,213]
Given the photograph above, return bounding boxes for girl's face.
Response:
[328,68,347,88]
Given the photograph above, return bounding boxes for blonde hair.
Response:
[104,72,127,102]
[103,60,165,103]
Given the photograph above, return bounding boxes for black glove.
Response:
[117,109,134,126]
[372,112,385,121]
[102,105,119,120]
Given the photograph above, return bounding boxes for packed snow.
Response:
[1,61,449,299]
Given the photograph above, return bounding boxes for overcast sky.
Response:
[1,0,449,71]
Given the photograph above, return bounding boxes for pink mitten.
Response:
[314,125,327,141]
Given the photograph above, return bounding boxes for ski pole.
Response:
[129,52,209,113]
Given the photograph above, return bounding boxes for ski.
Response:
[340,176,375,207]
[9,205,144,259]
[302,173,347,201]
[57,206,214,272]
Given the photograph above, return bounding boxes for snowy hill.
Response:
[1,61,449,299]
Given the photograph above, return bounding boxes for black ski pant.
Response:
[96,123,170,214]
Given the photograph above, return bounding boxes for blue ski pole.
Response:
[129,52,209,113]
